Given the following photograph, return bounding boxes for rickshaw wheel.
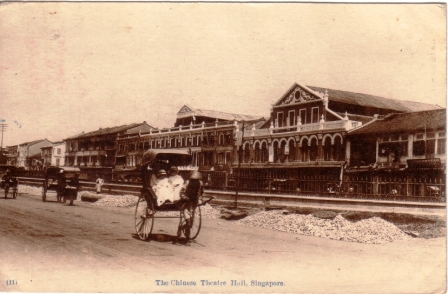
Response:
[179,205,202,240]
[41,187,46,202]
[135,194,154,241]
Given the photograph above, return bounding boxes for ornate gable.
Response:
[274,83,323,107]
[177,104,197,119]
[177,104,195,114]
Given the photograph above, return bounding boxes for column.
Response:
[376,138,379,162]
[407,134,414,159]
[345,140,351,166]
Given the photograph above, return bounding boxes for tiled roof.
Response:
[348,109,446,135]
[308,86,441,112]
[195,108,264,121]
[19,139,49,147]
[66,123,149,140]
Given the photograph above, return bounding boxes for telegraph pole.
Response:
[0,123,6,149]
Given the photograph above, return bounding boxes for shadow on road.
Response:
[131,233,192,246]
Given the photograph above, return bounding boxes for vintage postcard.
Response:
[0,2,446,293]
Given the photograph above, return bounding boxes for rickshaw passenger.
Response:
[152,169,175,206]
[168,166,184,202]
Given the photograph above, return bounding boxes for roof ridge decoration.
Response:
[273,82,323,107]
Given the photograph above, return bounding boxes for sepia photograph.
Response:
[0,2,446,293]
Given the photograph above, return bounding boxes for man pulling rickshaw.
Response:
[1,167,19,199]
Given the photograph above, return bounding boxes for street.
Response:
[0,193,446,293]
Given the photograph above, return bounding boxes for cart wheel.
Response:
[179,205,202,240]
[42,187,46,202]
[12,187,17,199]
[135,195,154,241]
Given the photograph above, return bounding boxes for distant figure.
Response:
[95,174,104,194]
[2,170,11,198]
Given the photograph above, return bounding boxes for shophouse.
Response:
[64,122,154,173]
[6,145,18,166]
[115,105,264,174]
[17,139,52,170]
[40,141,66,167]
[344,109,446,197]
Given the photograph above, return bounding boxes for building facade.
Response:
[64,122,154,168]
[115,105,264,173]
[5,145,17,166]
[344,109,446,197]
[41,141,66,167]
[17,139,52,170]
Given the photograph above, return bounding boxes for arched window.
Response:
[324,137,332,161]
[301,139,309,162]
[334,136,344,161]
[273,141,279,163]
[261,142,268,163]
[288,140,296,162]
[280,141,287,163]
[310,138,318,161]
[254,142,261,162]
[243,142,251,163]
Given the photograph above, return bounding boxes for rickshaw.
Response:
[134,149,213,242]
[0,165,19,199]
[42,166,81,205]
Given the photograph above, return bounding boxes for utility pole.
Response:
[234,120,245,210]
[0,123,7,149]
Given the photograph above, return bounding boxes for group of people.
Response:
[151,166,203,207]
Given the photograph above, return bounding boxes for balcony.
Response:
[237,118,362,140]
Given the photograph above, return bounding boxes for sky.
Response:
[0,3,446,147]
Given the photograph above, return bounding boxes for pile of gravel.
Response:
[18,185,44,196]
[234,210,409,244]
[88,193,138,208]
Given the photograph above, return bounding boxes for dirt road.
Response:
[0,193,445,293]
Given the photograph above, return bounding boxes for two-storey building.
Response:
[17,139,52,170]
[40,141,66,167]
[233,82,442,193]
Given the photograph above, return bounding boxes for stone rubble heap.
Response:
[234,210,409,244]
[18,185,44,196]
[87,193,138,208]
